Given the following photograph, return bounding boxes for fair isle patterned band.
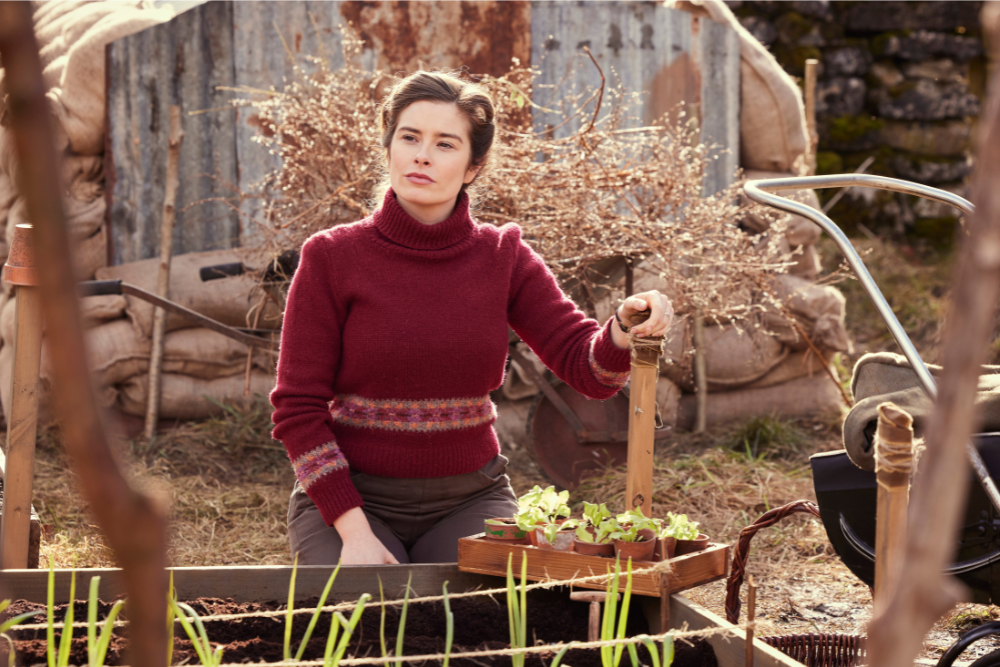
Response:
[331,394,497,432]
[589,340,629,388]
[291,441,348,490]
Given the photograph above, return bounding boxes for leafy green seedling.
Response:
[323,593,370,667]
[506,552,528,667]
[661,514,700,541]
[540,519,579,545]
[576,519,616,544]
[582,502,612,527]
[48,569,76,667]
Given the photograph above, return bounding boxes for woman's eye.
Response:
[401,134,416,142]
[439,142,454,149]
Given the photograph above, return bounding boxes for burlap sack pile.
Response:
[0,4,280,424]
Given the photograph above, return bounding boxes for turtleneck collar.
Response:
[373,188,475,251]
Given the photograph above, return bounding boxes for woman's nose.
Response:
[414,144,430,164]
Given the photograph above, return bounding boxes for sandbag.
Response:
[81,294,128,326]
[95,250,282,338]
[660,320,787,393]
[117,371,276,420]
[742,170,823,247]
[54,6,173,154]
[667,0,809,173]
[787,243,821,280]
[844,353,1000,471]
[502,343,548,401]
[75,225,106,281]
[62,154,103,205]
[78,322,271,387]
[762,274,850,354]
[743,349,834,391]
[676,372,843,431]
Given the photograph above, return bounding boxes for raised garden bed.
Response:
[0,565,801,667]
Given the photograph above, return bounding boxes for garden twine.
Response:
[874,402,915,479]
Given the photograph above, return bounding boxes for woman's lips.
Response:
[405,173,434,185]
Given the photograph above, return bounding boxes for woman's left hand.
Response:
[618,290,674,338]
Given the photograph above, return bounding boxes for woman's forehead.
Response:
[397,101,470,140]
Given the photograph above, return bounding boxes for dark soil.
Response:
[1,589,717,667]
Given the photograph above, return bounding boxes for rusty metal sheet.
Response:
[530,2,739,193]
[106,0,240,265]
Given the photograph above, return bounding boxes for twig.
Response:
[581,46,605,136]
[145,105,184,441]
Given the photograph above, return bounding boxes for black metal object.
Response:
[812,433,1000,604]
[77,279,279,351]
[936,621,1000,667]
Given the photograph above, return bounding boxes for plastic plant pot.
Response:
[674,533,711,556]
[484,518,530,544]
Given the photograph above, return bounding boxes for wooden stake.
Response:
[144,105,183,441]
[0,285,43,569]
[873,402,914,616]
[570,591,615,642]
[745,575,758,667]
[626,312,664,518]
[804,59,818,176]
[659,576,671,634]
[693,310,707,433]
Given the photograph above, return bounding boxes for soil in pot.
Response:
[0,590,718,667]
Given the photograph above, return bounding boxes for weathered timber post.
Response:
[0,224,42,569]
[626,312,665,518]
[873,402,914,616]
[804,59,818,176]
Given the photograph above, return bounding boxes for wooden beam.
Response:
[626,314,664,518]
[0,285,44,570]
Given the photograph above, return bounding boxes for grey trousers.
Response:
[287,454,518,564]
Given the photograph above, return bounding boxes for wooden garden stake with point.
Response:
[144,105,183,441]
[626,311,665,519]
[570,591,618,642]
[873,402,915,615]
[0,224,43,569]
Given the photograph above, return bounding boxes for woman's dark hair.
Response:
[376,70,495,200]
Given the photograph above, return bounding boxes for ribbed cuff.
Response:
[593,317,632,371]
[307,469,365,526]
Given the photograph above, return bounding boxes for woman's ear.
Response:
[464,163,482,184]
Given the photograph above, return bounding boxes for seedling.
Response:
[86,576,123,667]
[47,564,75,667]
[173,601,225,667]
[514,485,571,532]
[442,582,454,667]
[540,518,579,545]
[323,593,371,667]
[0,599,42,667]
[295,562,342,662]
[582,501,612,527]
[506,552,528,667]
[661,513,701,541]
[576,519,616,544]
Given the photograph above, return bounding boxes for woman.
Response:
[271,70,673,565]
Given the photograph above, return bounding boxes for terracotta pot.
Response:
[613,538,655,562]
[534,527,575,551]
[484,519,530,544]
[573,539,615,557]
[674,533,711,556]
[653,536,677,561]
[637,528,656,542]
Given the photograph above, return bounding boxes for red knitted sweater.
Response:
[270,190,631,525]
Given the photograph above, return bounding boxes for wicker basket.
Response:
[725,500,867,667]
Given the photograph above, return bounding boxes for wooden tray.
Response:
[457,536,729,597]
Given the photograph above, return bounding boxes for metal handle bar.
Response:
[744,174,1000,514]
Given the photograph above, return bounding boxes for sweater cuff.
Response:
[589,317,631,389]
[308,470,365,526]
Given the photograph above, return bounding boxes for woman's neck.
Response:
[394,192,458,225]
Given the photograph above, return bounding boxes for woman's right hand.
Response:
[334,507,399,564]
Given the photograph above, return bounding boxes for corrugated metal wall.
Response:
[106,1,738,262]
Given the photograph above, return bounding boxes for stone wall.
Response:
[731,1,985,248]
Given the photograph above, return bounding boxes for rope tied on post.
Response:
[874,402,915,480]
[628,331,665,368]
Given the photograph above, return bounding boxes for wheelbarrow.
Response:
[745,174,1000,604]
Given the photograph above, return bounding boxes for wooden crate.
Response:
[457,536,729,597]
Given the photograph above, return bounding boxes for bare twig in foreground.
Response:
[866,9,1000,665]
[0,4,168,666]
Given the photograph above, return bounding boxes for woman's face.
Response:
[388,100,481,225]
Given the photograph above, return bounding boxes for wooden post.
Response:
[873,402,914,615]
[659,577,671,633]
[0,227,44,569]
[745,575,758,667]
[144,105,183,441]
[804,59,818,176]
[626,313,665,518]
[692,310,707,433]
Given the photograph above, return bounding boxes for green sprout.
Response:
[0,600,43,667]
[600,558,635,667]
[86,576,123,667]
[582,502,612,527]
[550,641,578,667]
[638,633,674,667]
[379,578,388,660]
[323,593,371,667]
[393,573,412,667]
[576,519,616,544]
[47,567,75,667]
[540,519,579,545]
[442,582,454,667]
[506,552,528,667]
[515,485,571,532]
[660,514,700,541]
[284,554,299,661]
[295,562,342,662]
[174,600,225,667]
